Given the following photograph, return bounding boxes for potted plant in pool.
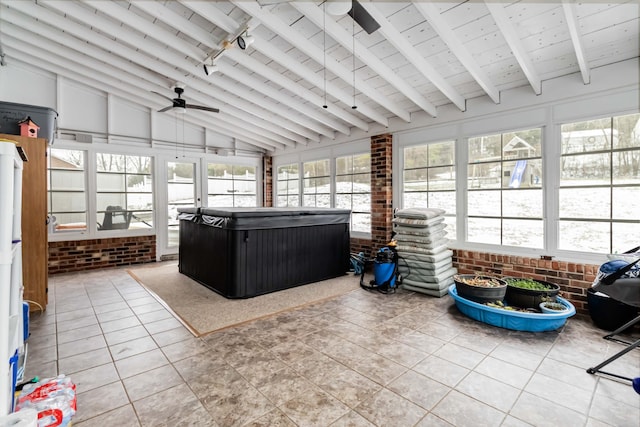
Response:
[539,300,569,313]
[503,278,560,309]
[454,274,507,304]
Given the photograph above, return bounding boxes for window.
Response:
[303,159,330,207]
[403,141,457,237]
[276,163,299,207]
[559,113,640,253]
[96,153,153,231]
[207,163,257,207]
[47,148,86,232]
[336,153,371,234]
[467,129,543,248]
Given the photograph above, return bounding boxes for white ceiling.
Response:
[0,1,638,153]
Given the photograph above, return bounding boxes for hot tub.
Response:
[178,207,351,298]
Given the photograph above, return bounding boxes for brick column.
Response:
[370,133,393,255]
[263,155,273,207]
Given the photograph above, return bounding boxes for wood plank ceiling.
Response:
[0,0,638,153]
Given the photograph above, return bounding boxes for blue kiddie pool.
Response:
[448,284,576,332]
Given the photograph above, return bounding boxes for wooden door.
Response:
[0,134,48,311]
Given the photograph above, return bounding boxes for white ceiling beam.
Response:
[3,3,297,149]
[0,27,281,152]
[36,0,316,145]
[231,0,410,122]
[485,1,542,95]
[125,2,342,140]
[131,1,218,48]
[0,39,281,153]
[225,49,363,133]
[215,59,345,137]
[90,1,204,61]
[109,1,325,143]
[180,0,381,128]
[359,1,466,112]
[179,0,239,34]
[561,0,590,85]
[293,2,438,117]
[414,2,500,104]
[250,38,386,128]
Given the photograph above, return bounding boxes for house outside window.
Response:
[276,163,300,207]
[47,148,87,232]
[402,141,456,237]
[207,163,257,207]
[336,153,371,234]
[96,153,153,231]
[467,129,543,248]
[302,159,330,207]
[559,113,640,253]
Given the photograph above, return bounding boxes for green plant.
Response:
[506,278,552,291]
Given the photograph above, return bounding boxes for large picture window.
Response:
[96,153,153,231]
[303,159,330,207]
[403,141,456,237]
[47,148,87,232]
[336,153,371,234]
[559,113,640,253]
[276,163,299,207]
[207,163,257,207]
[467,129,543,248]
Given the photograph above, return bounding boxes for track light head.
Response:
[203,63,218,76]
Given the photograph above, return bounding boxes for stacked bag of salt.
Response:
[393,207,456,297]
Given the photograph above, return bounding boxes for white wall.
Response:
[0,60,247,157]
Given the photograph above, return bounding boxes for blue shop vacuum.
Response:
[354,243,400,294]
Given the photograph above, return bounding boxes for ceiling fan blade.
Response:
[349,0,380,34]
[157,106,173,113]
[151,91,174,102]
[186,104,220,113]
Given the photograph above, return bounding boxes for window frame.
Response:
[95,152,154,233]
[557,113,640,254]
[47,147,88,234]
[335,152,371,237]
[466,128,544,249]
[206,162,258,208]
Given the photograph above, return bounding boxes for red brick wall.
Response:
[48,235,156,274]
[369,133,393,257]
[263,155,273,207]
[453,249,599,315]
[350,237,371,257]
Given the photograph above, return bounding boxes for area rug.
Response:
[127,262,360,337]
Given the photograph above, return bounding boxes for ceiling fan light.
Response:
[327,0,352,16]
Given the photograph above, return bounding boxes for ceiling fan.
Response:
[259,0,380,34]
[152,85,220,114]
[327,0,381,34]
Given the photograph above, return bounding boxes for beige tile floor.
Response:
[23,265,640,427]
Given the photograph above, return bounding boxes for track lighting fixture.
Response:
[236,32,255,50]
[203,62,218,76]
[200,24,255,75]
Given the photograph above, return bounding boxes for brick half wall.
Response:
[453,249,599,315]
[49,235,157,274]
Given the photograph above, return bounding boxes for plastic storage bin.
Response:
[587,287,639,331]
[0,102,58,144]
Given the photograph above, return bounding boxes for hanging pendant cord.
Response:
[175,111,178,159]
[323,2,327,109]
[181,115,185,158]
[352,7,357,110]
